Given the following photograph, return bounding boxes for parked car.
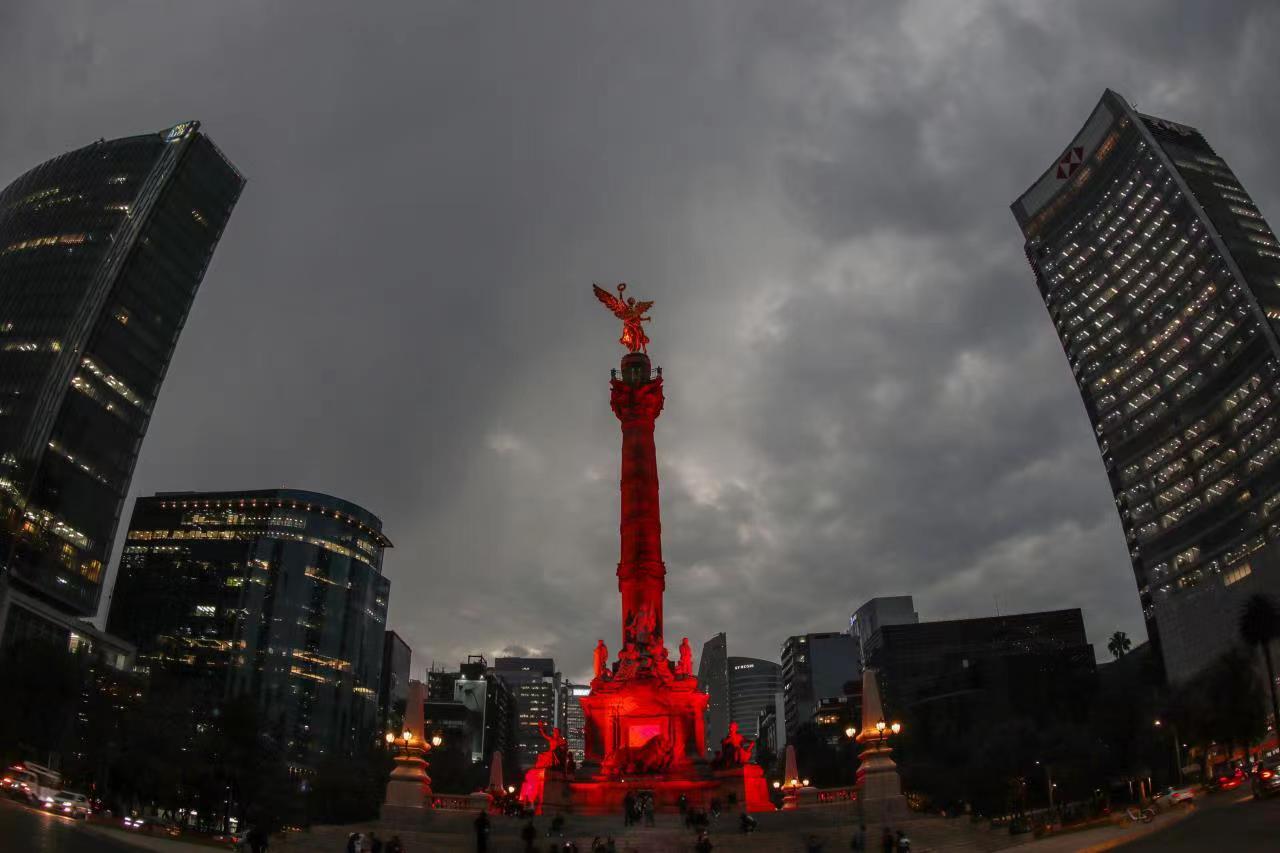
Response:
[1252,759,1280,799]
[43,791,90,819]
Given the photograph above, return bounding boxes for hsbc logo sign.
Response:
[1057,146,1085,180]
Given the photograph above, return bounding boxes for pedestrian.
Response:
[851,822,866,850]
[677,793,688,817]
[550,813,565,837]
[623,791,635,827]
[369,831,383,853]
[521,819,538,852]
[881,827,894,853]
[709,797,721,819]
[695,829,713,853]
[605,836,616,853]
[895,829,910,851]
[346,832,360,853]
[474,810,490,853]
[386,836,404,853]
[806,833,824,852]
[643,796,655,827]
[246,825,268,853]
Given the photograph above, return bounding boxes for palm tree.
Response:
[1107,631,1132,660]
[1240,593,1280,737]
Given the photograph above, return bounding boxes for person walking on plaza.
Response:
[694,829,713,852]
[851,822,866,850]
[521,819,538,852]
[895,829,911,851]
[386,836,404,853]
[623,791,635,827]
[473,810,490,852]
[881,827,895,853]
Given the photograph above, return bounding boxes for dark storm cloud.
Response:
[3,1,1279,680]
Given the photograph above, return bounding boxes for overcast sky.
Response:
[4,1,1279,682]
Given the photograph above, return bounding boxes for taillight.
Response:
[1263,770,1274,779]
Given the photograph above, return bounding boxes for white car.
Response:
[44,791,90,818]
[1154,784,1196,805]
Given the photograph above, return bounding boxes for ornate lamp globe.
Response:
[890,722,902,735]
[384,732,395,745]
[875,720,887,734]
[845,725,857,739]
[402,730,413,743]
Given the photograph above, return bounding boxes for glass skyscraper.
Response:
[106,489,393,768]
[727,656,781,741]
[0,122,243,626]
[1013,89,1280,682]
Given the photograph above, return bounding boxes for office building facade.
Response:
[1013,89,1280,682]
[850,596,919,667]
[493,657,560,770]
[378,631,411,735]
[863,608,1096,725]
[696,632,729,755]
[780,632,859,738]
[727,656,781,741]
[106,489,392,768]
[561,682,589,764]
[0,123,243,633]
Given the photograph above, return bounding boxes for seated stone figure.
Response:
[710,722,754,769]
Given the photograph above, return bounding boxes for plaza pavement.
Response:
[68,796,1211,853]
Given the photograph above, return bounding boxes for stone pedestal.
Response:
[713,764,773,813]
[857,744,909,822]
[519,768,573,816]
[384,751,431,810]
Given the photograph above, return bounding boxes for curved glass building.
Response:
[107,489,393,767]
[728,656,781,740]
[0,123,244,622]
[1013,89,1280,682]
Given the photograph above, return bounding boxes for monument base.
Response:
[857,745,909,822]
[384,754,431,810]
[713,764,773,813]
[519,768,573,816]
[566,777,722,815]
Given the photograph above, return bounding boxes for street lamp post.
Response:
[1154,719,1183,786]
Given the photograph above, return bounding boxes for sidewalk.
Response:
[1005,804,1194,853]
[80,823,224,853]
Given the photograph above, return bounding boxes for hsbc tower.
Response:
[1013,89,1280,683]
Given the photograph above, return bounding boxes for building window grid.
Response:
[1026,114,1280,602]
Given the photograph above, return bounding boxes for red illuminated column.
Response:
[610,352,666,646]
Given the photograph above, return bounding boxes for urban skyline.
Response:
[5,4,1280,686]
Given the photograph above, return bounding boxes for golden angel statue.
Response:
[593,283,654,353]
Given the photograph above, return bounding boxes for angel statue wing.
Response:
[632,300,655,317]
[593,283,628,319]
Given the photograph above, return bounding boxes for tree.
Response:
[1107,631,1132,660]
[1240,593,1280,737]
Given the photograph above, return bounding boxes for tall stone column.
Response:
[855,668,908,822]
[610,351,666,647]
[384,680,432,812]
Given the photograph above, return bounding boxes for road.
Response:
[0,796,140,853]
[1121,792,1280,852]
